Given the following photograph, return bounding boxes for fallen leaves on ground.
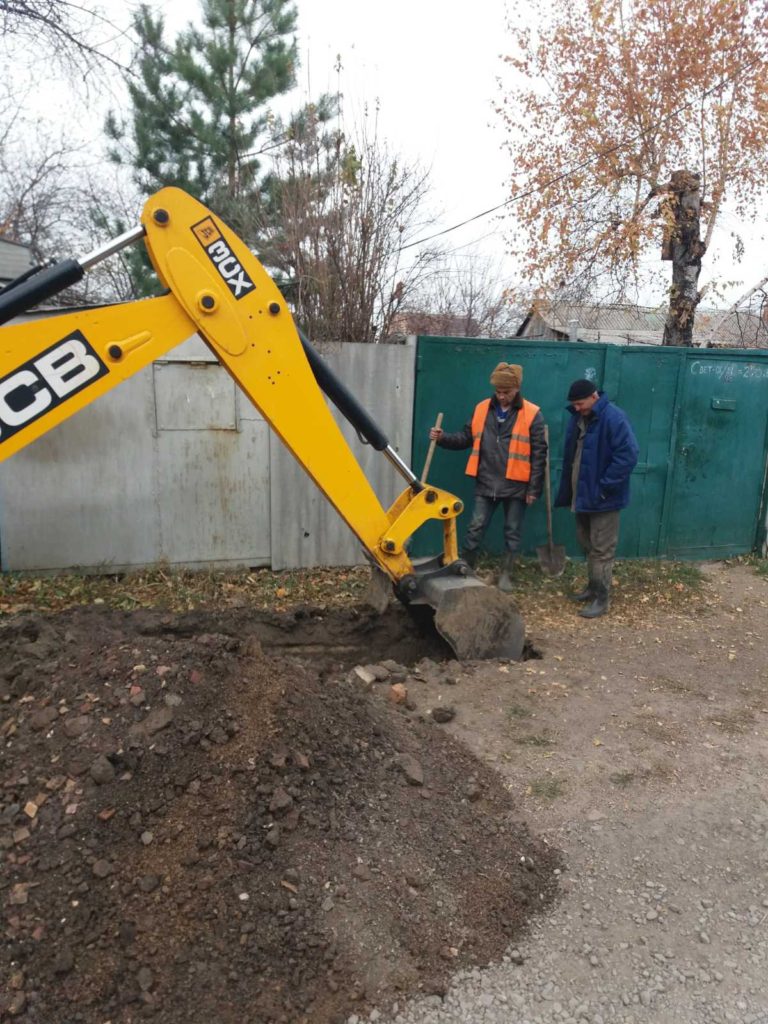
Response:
[0,558,716,625]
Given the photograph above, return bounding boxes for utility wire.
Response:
[399,50,765,253]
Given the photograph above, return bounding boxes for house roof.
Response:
[0,236,34,285]
[516,302,768,348]
[388,311,481,338]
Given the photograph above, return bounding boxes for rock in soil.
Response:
[0,604,559,1024]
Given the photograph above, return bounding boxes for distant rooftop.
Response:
[388,311,481,338]
[516,302,768,348]
[0,236,34,286]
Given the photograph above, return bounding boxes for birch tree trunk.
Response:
[663,170,705,347]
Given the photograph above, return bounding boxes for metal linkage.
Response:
[77,225,146,271]
[0,225,146,327]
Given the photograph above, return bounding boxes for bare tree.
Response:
[397,254,522,339]
[0,0,124,73]
[260,104,443,342]
[0,140,78,260]
[0,117,136,304]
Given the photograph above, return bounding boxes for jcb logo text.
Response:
[0,332,108,443]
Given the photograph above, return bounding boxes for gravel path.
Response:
[353,562,768,1024]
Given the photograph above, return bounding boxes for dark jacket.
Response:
[438,393,547,500]
[554,393,638,513]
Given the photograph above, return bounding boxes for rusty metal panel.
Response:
[664,353,768,557]
[413,336,768,559]
[152,360,271,568]
[270,341,416,570]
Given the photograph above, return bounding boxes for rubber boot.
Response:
[568,583,595,603]
[579,582,610,618]
[461,548,478,569]
[497,553,515,593]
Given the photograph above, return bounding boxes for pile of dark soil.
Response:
[1,603,559,1023]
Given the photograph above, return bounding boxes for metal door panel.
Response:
[667,356,768,557]
[156,420,270,567]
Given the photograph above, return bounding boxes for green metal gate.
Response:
[410,338,768,560]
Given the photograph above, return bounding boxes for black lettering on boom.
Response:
[191,217,255,299]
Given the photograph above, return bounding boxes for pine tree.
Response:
[106,0,298,292]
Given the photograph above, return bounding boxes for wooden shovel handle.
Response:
[543,424,554,547]
[421,412,444,484]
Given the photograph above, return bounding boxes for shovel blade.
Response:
[536,543,566,577]
[414,576,525,661]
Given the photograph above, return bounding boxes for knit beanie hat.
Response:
[490,362,523,389]
[567,378,598,401]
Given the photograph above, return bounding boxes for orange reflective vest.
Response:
[465,398,540,482]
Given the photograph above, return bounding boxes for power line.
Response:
[399,50,764,252]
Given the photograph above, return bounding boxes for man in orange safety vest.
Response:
[429,362,547,591]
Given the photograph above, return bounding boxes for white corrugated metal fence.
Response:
[0,333,416,573]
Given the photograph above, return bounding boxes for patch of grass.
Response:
[614,559,704,591]
[528,776,564,799]
[633,714,681,743]
[609,770,636,787]
[0,554,710,622]
[730,554,768,578]
[650,675,706,698]
[506,704,533,720]
[479,556,581,589]
[516,733,555,748]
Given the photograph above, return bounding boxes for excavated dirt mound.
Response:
[0,603,559,1024]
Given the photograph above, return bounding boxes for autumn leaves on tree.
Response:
[499,0,768,344]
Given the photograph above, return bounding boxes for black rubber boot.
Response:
[569,584,595,603]
[497,553,515,593]
[579,583,610,618]
[461,549,478,569]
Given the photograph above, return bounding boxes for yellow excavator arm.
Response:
[0,188,524,660]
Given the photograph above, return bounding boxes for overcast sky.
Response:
[295,0,513,267]
[8,0,515,277]
[8,0,767,307]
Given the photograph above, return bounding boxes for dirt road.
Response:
[385,561,768,1024]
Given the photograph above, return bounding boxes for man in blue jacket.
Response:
[555,379,639,618]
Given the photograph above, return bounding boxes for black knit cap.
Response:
[567,378,598,401]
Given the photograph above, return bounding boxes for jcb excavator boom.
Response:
[0,188,524,660]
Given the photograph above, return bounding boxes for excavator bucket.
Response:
[411,573,526,661]
[372,556,525,661]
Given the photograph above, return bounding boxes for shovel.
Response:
[536,424,566,576]
[421,412,443,484]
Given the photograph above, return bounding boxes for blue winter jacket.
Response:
[554,394,639,513]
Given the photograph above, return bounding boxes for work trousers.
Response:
[464,494,526,555]
[575,510,621,586]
